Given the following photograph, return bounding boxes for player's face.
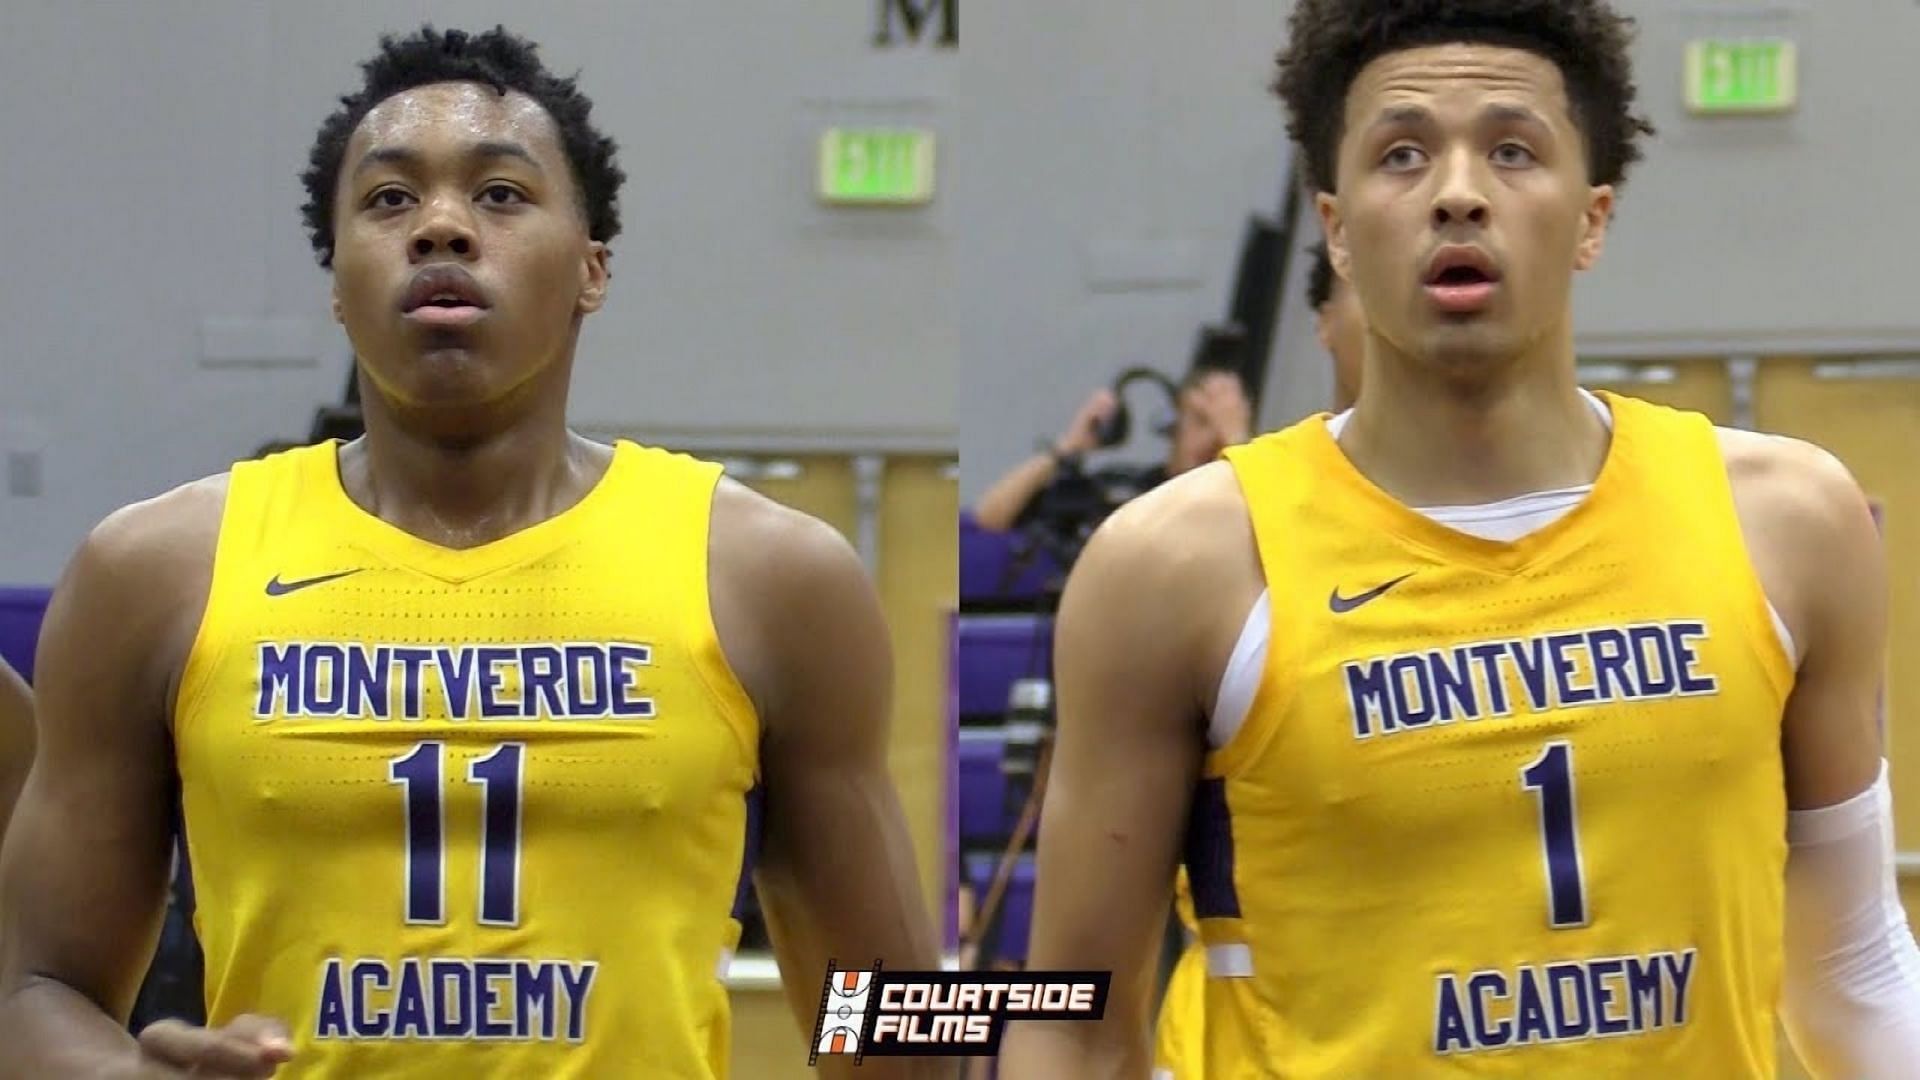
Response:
[1317,279,1366,411]
[1317,44,1612,378]
[329,82,609,413]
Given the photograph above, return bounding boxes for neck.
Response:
[1341,323,1608,507]
[342,364,611,549]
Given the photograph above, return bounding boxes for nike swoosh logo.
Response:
[265,570,363,597]
[1329,573,1415,614]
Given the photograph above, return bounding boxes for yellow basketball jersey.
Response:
[1193,393,1793,1077]
[175,441,760,1078]
[1153,872,1207,1079]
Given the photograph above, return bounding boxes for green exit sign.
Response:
[1685,39,1797,114]
[818,128,935,206]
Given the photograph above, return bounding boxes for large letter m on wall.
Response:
[875,0,957,47]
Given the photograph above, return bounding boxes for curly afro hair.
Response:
[1274,0,1655,194]
[300,25,624,268]
[1306,241,1337,310]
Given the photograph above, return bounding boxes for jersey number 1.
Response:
[389,742,525,927]
[1520,741,1588,928]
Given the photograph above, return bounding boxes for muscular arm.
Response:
[710,483,942,1078]
[0,486,217,1075]
[1725,432,1920,1078]
[0,659,31,849]
[1733,437,1889,810]
[1000,466,1256,1077]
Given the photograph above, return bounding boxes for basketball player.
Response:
[1150,240,1367,1080]
[0,26,938,1078]
[0,658,30,853]
[1007,2,1920,1076]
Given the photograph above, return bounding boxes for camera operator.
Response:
[971,366,1253,534]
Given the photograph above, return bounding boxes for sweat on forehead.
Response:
[349,82,562,160]
[1349,44,1571,118]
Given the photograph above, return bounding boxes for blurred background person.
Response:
[970,365,1252,534]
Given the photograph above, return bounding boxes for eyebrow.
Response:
[1367,105,1433,132]
[352,139,544,179]
[1366,102,1553,133]
[1482,103,1551,130]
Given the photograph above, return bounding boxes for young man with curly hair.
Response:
[1008,2,1920,1076]
[0,26,939,1079]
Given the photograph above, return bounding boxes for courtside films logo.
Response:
[816,968,875,1057]
[809,964,1109,1062]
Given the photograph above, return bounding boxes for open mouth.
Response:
[1431,265,1493,287]
[1424,250,1501,314]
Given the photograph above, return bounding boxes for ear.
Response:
[1315,193,1351,284]
[577,241,611,315]
[330,282,344,325]
[1574,184,1615,272]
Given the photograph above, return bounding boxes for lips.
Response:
[401,265,490,327]
[1423,246,1502,314]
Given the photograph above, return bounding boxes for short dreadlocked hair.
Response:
[1306,241,1337,311]
[1274,0,1654,195]
[300,25,624,268]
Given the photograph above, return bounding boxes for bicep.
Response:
[0,534,181,1018]
[751,520,933,969]
[1025,533,1204,1009]
[1779,464,1888,811]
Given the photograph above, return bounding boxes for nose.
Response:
[408,194,478,261]
[1430,150,1490,229]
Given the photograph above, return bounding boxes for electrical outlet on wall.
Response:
[0,415,48,498]
[6,450,41,498]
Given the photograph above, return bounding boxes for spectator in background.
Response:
[1308,240,1366,412]
[971,366,1253,533]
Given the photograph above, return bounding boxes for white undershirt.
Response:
[1207,389,1797,748]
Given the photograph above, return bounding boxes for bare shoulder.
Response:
[708,476,865,596]
[707,477,877,717]
[34,471,232,739]
[82,474,230,568]
[1076,460,1256,590]
[1714,427,1881,647]
[1714,427,1873,544]
[1061,461,1262,709]
[67,470,228,630]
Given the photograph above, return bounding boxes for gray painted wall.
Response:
[0,1,956,583]
[957,0,1291,500]
[962,0,1920,503]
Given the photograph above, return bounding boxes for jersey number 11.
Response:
[389,741,525,927]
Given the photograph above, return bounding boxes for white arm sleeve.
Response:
[1781,762,1920,1079]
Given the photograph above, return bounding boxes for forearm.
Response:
[971,454,1060,532]
[0,974,143,1079]
[1002,1008,1150,1078]
[760,781,944,1078]
[1781,763,1920,1079]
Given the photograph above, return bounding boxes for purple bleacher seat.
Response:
[955,614,1051,718]
[966,852,1038,965]
[959,514,1065,604]
[0,587,51,684]
[958,731,1010,842]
